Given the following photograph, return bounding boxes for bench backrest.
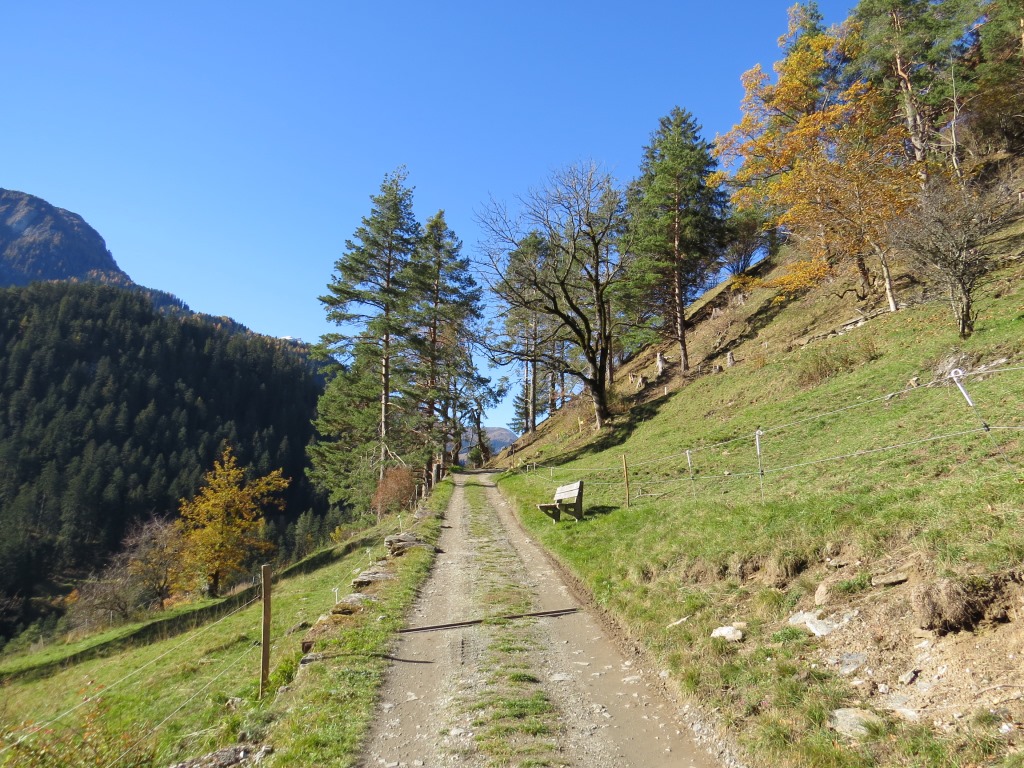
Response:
[553,481,583,502]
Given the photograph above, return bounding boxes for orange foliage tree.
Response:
[177,446,288,597]
[773,85,917,310]
[716,5,918,308]
[714,5,852,214]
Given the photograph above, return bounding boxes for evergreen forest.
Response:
[0,282,322,640]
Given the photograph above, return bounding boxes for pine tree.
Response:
[971,0,1024,153]
[850,0,982,169]
[627,107,727,373]
[319,168,422,477]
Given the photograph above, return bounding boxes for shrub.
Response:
[370,467,417,521]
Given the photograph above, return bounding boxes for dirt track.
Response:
[359,472,722,767]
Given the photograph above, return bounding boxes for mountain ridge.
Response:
[0,188,129,287]
[0,188,233,322]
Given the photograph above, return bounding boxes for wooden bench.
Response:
[537,480,584,522]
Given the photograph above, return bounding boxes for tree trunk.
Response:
[673,264,689,373]
[872,245,899,313]
[379,331,390,479]
[892,45,928,168]
[854,256,871,300]
[590,382,609,430]
[529,356,537,433]
[951,283,974,338]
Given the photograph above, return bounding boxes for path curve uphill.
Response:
[360,471,721,768]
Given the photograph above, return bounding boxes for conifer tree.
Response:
[319,168,422,477]
[627,107,727,373]
[850,0,982,169]
[406,210,482,478]
[971,0,1024,153]
[307,354,382,512]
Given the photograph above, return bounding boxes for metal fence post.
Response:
[259,564,271,699]
[755,429,765,505]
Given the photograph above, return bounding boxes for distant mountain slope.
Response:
[0,189,129,286]
[484,427,518,453]
[461,427,518,459]
[0,281,324,642]
[0,188,254,323]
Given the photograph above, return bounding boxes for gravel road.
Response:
[359,472,724,768]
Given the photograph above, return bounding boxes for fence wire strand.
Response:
[0,593,261,758]
[529,366,1023,480]
[105,641,260,768]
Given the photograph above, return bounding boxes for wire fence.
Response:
[518,365,1024,505]
[0,564,330,766]
[0,592,263,761]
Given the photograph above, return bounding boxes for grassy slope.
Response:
[0,482,451,768]
[498,243,1024,767]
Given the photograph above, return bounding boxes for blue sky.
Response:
[2,1,853,428]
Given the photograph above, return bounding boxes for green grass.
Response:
[497,254,1024,767]
[0,481,453,768]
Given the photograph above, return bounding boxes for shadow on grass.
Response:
[716,292,789,360]
[582,505,618,520]
[552,400,672,464]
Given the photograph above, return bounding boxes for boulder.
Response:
[385,532,436,557]
[710,626,744,642]
[829,708,883,739]
[352,567,395,589]
[788,610,837,637]
[871,572,909,587]
[331,592,378,615]
[169,745,273,768]
[837,652,868,675]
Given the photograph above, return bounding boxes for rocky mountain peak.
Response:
[0,188,131,287]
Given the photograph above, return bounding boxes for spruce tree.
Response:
[406,210,482,478]
[627,107,727,373]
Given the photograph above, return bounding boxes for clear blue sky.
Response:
[2,1,853,429]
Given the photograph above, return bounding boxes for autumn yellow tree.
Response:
[717,6,919,307]
[773,84,917,311]
[714,5,857,298]
[714,4,852,213]
[177,446,289,597]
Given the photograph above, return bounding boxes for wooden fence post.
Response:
[622,455,630,509]
[259,564,271,699]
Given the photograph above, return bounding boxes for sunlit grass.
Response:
[497,256,1024,767]
[0,481,453,767]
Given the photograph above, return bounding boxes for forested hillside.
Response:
[0,282,323,640]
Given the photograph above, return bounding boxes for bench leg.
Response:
[537,503,561,523]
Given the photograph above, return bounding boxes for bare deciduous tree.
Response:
[478,162,629,429]
[891,173,1022,338]
[123,517,183,610]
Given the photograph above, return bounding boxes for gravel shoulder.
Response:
[359,472,725,768]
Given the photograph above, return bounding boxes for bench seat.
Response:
[537,480,584,522]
